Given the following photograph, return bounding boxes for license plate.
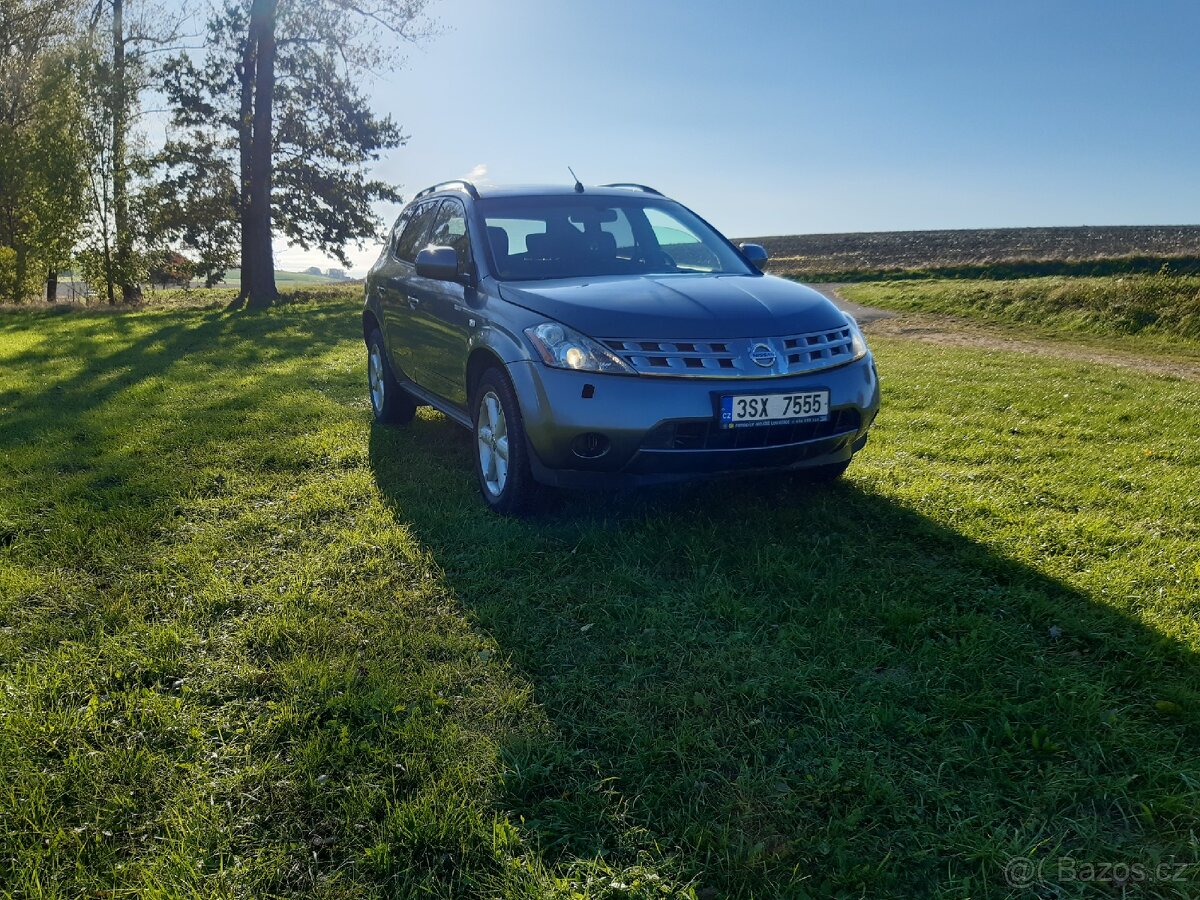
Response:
[720,390,830,428]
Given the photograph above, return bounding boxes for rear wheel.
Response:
[473,368,540,515]
[367,328,416,425]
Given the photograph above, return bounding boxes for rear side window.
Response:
[393,201,439,262]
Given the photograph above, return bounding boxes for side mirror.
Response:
[415,246,460,281]
[740,243,769,269]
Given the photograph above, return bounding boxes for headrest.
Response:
[486,225,509,259]
[589,231,617,255]
[525,232,552,256]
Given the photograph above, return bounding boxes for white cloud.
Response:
[462,163,490,184]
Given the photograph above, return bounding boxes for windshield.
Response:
[478,195,755,281]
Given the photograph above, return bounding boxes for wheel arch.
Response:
[466,347,508,401]
[362,309,382,345]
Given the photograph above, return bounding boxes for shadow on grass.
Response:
[0,301,355,502]
[368,415,1200,896]
[2,300,1197,896]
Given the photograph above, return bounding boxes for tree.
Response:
[80,0,185,303]
[157,0,436,308]
[0,0,88,303]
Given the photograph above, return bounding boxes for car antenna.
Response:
[568,166,584,193]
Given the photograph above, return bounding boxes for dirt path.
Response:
[810,284,1200,382]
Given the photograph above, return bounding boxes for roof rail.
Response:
[600,182,663,196]
[413,180,481,201]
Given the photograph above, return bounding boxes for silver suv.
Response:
[363,181,880,514]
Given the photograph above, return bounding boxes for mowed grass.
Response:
[1,290,1199,897]
[842,273,1200,357]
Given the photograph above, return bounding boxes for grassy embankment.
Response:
[1,286,1198,896]
[841,273,1200,359]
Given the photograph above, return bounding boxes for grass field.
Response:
[2,287,1199,897]
[841,273,1200,357]
[211,269,356,290]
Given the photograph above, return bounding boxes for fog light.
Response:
[571,432,610,459]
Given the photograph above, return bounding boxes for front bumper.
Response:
[507,355,881,488]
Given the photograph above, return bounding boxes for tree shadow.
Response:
[3,301,1197,896]
[368,414,1200,896]
[0,302,354,493]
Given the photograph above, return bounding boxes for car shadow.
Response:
[368,414,1200,895]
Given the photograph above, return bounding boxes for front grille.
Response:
[603,325,856,377]
[641,408,861,451]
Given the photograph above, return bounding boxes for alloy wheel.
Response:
[476,390,509,497]
[368,345,385,412]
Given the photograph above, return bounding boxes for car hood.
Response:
[497,273,847,340]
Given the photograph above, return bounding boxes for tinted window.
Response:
[479,195,752,281]
[427,199,472,272]
[645,207,722,272]
[601,210,636,252]
[393,201,439,262]
[388,207,414,257]
[486,218,545,256]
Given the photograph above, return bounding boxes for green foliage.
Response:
[1,291,1199,895]
[0,0,89,302]
[73,28,150,302]
[0,247,23,300]
[154,0,433,272]
[844,272,1200,343]
[143,128,239,286]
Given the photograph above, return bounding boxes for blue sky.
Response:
[272,0,1200,274]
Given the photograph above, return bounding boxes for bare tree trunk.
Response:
[241,0,277,309]
[111,0,139,303]
[46,269,57,303]
[235,34,256,303]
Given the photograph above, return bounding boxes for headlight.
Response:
[524,322,634,374]
[845,315,869,361]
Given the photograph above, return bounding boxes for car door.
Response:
[404,198,477,408]
[380,200,441,380]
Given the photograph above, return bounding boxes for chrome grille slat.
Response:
[603,325,856,377]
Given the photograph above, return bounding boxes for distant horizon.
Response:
[278,221,1200,279]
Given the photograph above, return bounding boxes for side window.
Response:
[388,208,414,257]
[393,201,439,262]
[644,208,721,271]
[427,199,472,272]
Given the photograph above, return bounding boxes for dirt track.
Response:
[810,284,1200,383]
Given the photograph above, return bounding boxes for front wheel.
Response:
[473,368,541,515]
[367,328,416,425]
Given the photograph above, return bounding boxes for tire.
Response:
[367,328,416,425]
[472,368,541,515]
